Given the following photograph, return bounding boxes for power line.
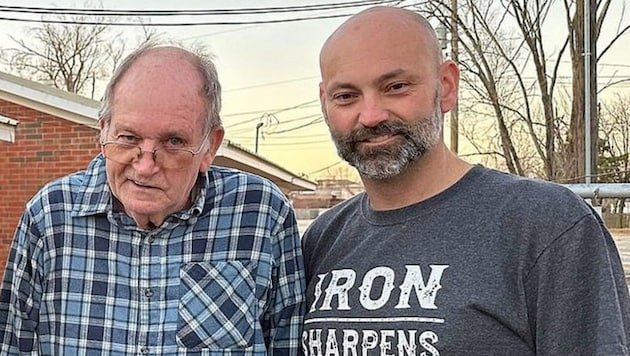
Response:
[230,133,330,140]
[229,113,323,135]
[181,25,261,39]
[0,1,395,16]
[266,117,324,134]
[0,13,357,26]
[308,160,345,175]
[223,101,319,118]
[267,113,321,127]
[224,76,319,92]
[255,139,332,146]
[260,144,335,152]
[224,99,319,128]
[0,1,399,26]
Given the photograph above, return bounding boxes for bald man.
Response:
[301,6,630,355]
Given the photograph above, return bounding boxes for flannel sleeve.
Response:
[0,209,43,355]
[263,205,306,355]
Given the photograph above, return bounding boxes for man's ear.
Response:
[199,127,225,172]
[439,60,460,114]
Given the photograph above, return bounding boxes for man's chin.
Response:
[121,197,166,216]
[351,160,406,180]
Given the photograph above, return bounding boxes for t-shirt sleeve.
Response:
[524,213,630,355]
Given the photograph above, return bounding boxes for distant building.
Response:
[290,178,364,222]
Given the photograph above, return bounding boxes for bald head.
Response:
[320,6,443,72]
[99,44,222,134]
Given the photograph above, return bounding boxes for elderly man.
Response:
[0,44,305,355]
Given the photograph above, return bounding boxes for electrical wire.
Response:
[0,14,364,26]
[224,100,319,128]
[224,76,319,92]
[230,132,330,140]
[254,139,332,145]
[223,102,319,118]
[267,117,324,134]
[0,1,400,26]
[308,160,345,175]
[0,1,395,16]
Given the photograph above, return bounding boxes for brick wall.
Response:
[0,99,101,270]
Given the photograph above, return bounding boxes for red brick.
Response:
[0,99,100,269]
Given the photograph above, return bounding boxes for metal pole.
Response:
[584,0,592,183]
[255,122,263,153]
[564,184,630,199]
[450,0,459,154]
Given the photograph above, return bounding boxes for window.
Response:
[0,115,18,143]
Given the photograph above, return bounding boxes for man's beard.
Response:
[329,94,443,180]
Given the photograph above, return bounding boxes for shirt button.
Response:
[144,288,153,297]
[140,346,149,354]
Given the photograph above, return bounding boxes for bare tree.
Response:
[418,0,629,182]
[1,10,159,98]
[598,94,630,223]
[419,0,563,178]
[4,12,113,96]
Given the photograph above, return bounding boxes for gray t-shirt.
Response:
[301,166,630,355]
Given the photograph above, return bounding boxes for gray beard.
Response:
[330,104,443,180]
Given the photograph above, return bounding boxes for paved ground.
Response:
[611,229,630,279]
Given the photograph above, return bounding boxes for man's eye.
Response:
[165,137,185,147]
[332,93,356,103]
[389,82,409,92]
[118,135,138,144]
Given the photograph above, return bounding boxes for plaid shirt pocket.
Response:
[177,261,257,350]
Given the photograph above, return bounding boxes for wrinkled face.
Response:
[101,52,221,228]
[319,10,447,180]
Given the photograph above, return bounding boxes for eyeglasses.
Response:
[101,132,210,169]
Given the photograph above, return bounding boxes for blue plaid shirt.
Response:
[0,155,306,355]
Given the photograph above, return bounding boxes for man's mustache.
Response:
[345,121,410,142]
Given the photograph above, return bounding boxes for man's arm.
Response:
[0,210,42,355]
[263,207,306,355]
[526,213,630,355]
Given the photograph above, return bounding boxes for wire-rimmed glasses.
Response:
[101,132,210,169]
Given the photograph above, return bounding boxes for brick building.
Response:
[0,71,315,270]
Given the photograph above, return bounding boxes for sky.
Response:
[1,0,629,182]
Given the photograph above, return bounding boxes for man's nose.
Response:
[357,95,388,128]
[132,143,159,172]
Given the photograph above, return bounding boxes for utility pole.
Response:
[449,0,459,154]
[255,122,263,154]
[583,0,591,183]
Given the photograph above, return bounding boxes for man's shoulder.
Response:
[209,165,282,190]
[207,165,290,204]
[21,170,90,221]
[480,167,586,205]
[26,156,104,211]
[473,167,594,234]
[34,170,89,198]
